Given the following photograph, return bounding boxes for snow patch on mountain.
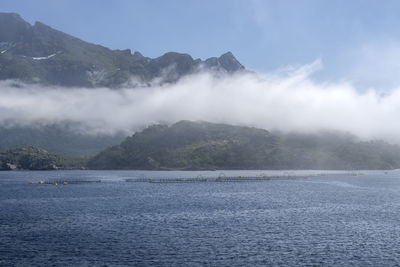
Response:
[32,54,56,60]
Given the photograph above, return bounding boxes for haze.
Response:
[1,60,399,142]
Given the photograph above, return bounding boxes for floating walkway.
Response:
[125,172,363,183]
[39,179,101,185]
[31,172,364,185]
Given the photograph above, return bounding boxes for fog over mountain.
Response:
[0,59,399,144]
[1,12,399,145]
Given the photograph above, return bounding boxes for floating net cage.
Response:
[36,179,101,185]
[218,172,226,179]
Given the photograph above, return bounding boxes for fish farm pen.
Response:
[125,172,363,183]
[30,172,364,185]
[38,179,102,185]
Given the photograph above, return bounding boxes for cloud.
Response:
[0,60,400,142]
[347,40,400,89]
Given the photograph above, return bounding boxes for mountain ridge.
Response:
[2,121,400,170]
[87,120,400,170]
[0,12,245,87]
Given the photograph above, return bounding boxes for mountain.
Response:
[0,146,66,170]
[0,13,245,87]
[0,124,125,157]
[88,121,279,170]
[87,121,400,170]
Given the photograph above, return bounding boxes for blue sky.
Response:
[3,0,400,89]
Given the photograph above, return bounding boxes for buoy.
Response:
[54,182,58,186]
[38,180,44,184]
[63,182,68,185]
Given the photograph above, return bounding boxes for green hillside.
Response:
[0,146,67,170]
[87,121,400,170]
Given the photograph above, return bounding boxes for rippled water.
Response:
[1,170,400,266]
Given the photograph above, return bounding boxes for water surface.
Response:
[1,170,400,266]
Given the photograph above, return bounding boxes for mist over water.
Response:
[0,60,399,142]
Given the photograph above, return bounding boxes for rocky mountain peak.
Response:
[204,51,244,73]
[132,51,144,59]
[0,13,247,87]
[0,12,31,43]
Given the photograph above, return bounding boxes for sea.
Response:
[1,170,400,266]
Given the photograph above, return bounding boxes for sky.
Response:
[3,1,400,141]
[3,0,400,89]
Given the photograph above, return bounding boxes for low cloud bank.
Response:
[0,61,399,142]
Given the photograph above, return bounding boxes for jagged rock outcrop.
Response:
[0,12,246,87]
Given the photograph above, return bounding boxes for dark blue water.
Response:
[1,170,400,266]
